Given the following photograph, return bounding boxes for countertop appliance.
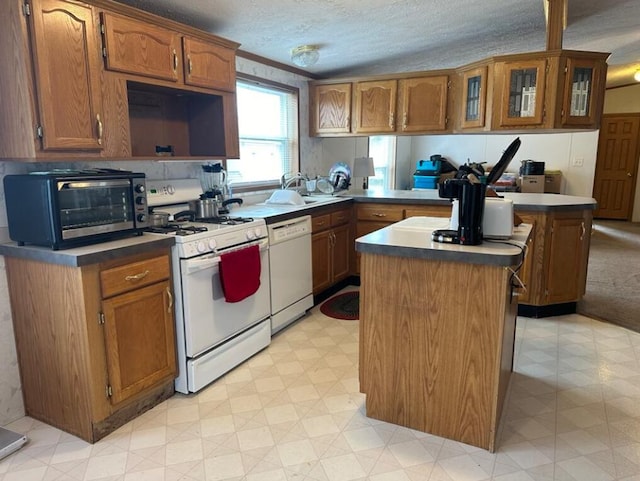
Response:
[268,216,313,334]
[450,198,514,239]
[146,179,271,394]
[3,169,149,250]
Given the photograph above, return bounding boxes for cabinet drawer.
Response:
[357,204,403,222]
[312,214,331,233]
[101,255,170,298]
[330,208,351,227]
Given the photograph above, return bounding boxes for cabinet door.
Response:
[101,12,181,82]
[183,36,236,91]
[514,215,537,304]
[102,281,176,405]
[332,224,351,282]
[311,83,352,134]
[460,67,487,129]
[29,0,104,150]
[399,76,449,132]
[545,217,586,303]
[354,80,397,133]
[312,230,332,294]
[498,59,546,127]
[560,57,604,127]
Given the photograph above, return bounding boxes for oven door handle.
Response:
[183,254,221,275]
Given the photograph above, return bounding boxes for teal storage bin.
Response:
[413,174,439,189]
[416,159,442,175]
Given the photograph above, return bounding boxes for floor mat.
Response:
[320,291,359,320]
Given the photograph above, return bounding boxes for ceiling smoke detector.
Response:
[291,45,320,68]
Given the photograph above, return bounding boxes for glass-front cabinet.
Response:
[497,59,547,127]
[460,66,488,129]
[560,57,603,127]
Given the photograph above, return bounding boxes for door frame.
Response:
[592,113,640,220]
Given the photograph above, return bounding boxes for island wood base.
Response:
[359,252,518,452]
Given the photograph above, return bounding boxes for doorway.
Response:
[592,114,640,219]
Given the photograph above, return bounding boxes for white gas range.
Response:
[146,179,271,394]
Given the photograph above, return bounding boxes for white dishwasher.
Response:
[268,215,314,334]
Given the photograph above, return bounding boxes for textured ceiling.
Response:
[115,0,640,88]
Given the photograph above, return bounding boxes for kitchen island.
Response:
[356,217,531,452]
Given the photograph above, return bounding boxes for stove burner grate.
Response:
[147,224,209,235]
[198,216,255,225]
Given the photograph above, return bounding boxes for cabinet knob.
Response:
[628,172,633,177]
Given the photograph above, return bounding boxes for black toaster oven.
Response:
[3,170,149,250]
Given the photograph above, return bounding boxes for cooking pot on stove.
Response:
[189,197,218,219]
[149,211,170,227]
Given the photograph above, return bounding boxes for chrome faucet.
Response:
[281,172,308,190]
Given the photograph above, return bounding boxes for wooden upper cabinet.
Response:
[459,66,488,130]
[29,0,104,151]
[101,11,181,82]
[182,36,236,91]
[398,75,449,132]
[496,58,547,127]
[311,83,352,134]
[558,56,606,128]
[354,80,397,133]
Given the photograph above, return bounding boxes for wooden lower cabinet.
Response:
[359,250,518,451]
[515,209,592,307]
[311,207,352,294]
[5,248,176,442]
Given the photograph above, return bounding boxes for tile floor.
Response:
[2,291,640,481]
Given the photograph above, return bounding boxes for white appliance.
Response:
[450,197,514,239]
[268,216,313,334]
[147,179,271,394]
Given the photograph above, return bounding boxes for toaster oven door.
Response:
[56,179,135,239]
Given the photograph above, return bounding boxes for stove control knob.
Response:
[134,184,145,194]
[197,241,206,253]
[254,227,263,238]
[246,229,256,240]
[137,213,146,223]
[208,239,217,250]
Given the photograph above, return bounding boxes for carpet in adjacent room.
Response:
[578,220,640,332]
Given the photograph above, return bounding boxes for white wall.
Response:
[408,132,600,198]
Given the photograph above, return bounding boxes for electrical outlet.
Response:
[572,157,584,167]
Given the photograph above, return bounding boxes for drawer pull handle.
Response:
[373,213,386,217]
[317,220,326,225]
[166,286,173,312]
[125,270,149,282]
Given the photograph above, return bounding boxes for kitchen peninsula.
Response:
[356,217,531,451]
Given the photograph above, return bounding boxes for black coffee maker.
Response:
[437,176,486,245]
[435,137,521,246]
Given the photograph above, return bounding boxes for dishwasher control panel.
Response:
[268,216,312,243]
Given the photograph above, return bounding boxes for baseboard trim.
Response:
[518,302,577,318]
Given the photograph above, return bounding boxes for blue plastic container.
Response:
[416,159,442,175]
[413,175,440,189]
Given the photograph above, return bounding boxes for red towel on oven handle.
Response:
[219,244,261,303]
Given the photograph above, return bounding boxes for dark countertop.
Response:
[356,216,531,267]
[0,233,175,267]
[347,189,597,212]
